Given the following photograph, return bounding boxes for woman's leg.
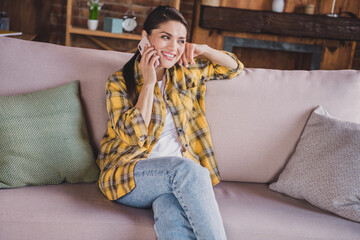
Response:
[153,193,195,240]
[115,157,227,240]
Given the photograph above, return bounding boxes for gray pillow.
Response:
[0,81,99,189]
[269,106,360,222]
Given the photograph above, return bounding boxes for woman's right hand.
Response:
[138,44,160,87]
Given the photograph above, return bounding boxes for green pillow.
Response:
[0,81,99,188]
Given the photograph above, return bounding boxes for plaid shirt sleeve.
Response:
[106,72,148,147]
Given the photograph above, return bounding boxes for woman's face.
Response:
[147,20,187,69]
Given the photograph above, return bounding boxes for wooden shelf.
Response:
[69,26,141,41]
[65,0,181,51]
[199,5,360,41]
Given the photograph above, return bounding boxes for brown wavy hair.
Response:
[123,6,189,105]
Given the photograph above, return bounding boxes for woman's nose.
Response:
[169,39,177,50]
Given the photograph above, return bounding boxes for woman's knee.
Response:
[135,156,212,188]
[153,193,182,216]
[170,157,211,185]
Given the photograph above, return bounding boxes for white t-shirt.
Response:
[148,79,183,159]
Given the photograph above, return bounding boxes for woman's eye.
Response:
[178,40,185,44]
[161,35,170,40]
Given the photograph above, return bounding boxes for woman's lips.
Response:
[162,51,176,61]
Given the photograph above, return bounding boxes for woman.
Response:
[97,6,243,240]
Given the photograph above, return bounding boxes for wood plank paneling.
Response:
[220,0,359,16]
[200,6,360,41]
[0,0,50,42]
[193,0,360,69]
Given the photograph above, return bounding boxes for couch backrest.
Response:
[0,37,131,155]
[1,37,360,184]
[206,68,360,183]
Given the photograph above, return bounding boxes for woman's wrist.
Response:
[198,44,212,58]
[200,45,238,69]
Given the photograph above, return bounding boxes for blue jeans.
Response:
[115,157,227,240]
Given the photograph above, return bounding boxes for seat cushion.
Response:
[0,183,156,240]
[215,182,360,240]
[1,182,359,240]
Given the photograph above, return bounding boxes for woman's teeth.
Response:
[163,52,175,59]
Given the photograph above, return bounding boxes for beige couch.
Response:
[0,37,359,240]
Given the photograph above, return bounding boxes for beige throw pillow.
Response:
[269,106,360,222]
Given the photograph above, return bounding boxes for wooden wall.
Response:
[192,0,360,70]
[221,0,359,15]
[51,0,195,51]
[0,0,51,42]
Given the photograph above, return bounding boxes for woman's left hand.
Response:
[178,43,207,68]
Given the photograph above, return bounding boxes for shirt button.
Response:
[166,96,170,101]
[161,122,164,127]
[178,128,183,134]
[185,144,189,148]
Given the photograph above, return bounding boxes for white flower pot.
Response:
[87,19,98,31]
[272,0,285,13]
[201,0,220,7]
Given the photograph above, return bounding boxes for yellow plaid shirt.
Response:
[97,51,243,200]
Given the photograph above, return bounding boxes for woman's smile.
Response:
[162,51,176,60]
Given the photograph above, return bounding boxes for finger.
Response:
[183,52,189,68]
[183,44,190,68]
[139,47,151,71]
[189,44,195,64]
[150,54,160,67]
[140,46,152,64]
[144,49,157,65]
[178,52,185,66]
[143,46,154,56]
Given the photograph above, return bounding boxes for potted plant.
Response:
[87,0,103,30]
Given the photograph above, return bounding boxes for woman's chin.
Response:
[157,57,180,69]
[159,62,176,69]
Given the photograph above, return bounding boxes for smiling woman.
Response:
[96,5,243,240]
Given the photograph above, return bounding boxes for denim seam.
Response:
[172,183,199,239]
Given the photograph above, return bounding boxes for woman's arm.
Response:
[135,84,155,127]
[179,43,238,69]
[135,45,160,127]
[105,45,159,147]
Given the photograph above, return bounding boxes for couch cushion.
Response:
[0,81,99,188]
[205,68,360,183]
[1,182,359,240]
[215,182,360,240]
[269,106,360,222]
[0,183,156,240]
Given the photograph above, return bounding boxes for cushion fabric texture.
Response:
[0,81,99,189]
[270,106,360,222]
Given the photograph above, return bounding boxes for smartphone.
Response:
[138,35,159,68]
